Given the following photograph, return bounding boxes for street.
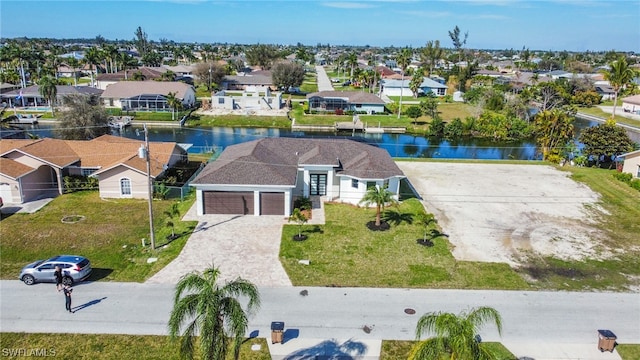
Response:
[1,281,638,348]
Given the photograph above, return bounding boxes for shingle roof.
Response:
[223,74,273,86]
[191,138,404,186]
[622,94,640,106]
[0,135,179,178]
[305,91,385,104]
[1,85,103,98]
[0,157,34,179]
[100,81,192,99]
[97,67,165,82]
[381,77,447,89]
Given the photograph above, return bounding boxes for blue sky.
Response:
[1,0,638,52]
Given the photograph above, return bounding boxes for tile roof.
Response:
[306,91,385,104]
[223,74,273,86]
[100,81,193,99]
[191,137,404,186]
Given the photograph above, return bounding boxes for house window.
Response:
[120,178,132,196]
[218,97,225,104]
[351,179,358,188]
[81,168,95,177]
[383,179,389,188]
[310,174,327,196]
[355,104,362,108]
[366,181,377,189]
[637,166,640,178]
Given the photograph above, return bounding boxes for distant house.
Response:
[0,85,103,108]
[222,71,275,91]
[190,137,405,216]
[595,85,615,101]
[380,77,447,97]
[0,135,188,203]
[622,94,640,114]
[100,81,196,111]
[618,149,640,178]
[306,91,386,114]
[96,67,166,90]
[212,87,283,111]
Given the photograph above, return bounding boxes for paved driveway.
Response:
[146,204,292,287]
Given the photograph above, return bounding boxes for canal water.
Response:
[18,117,618,160]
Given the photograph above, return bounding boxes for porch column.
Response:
[253,190,260,216]
[303,170,310,197]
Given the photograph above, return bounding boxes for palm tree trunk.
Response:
[612,91,618,119]
[398,72,404,119]
[375,204,381,226]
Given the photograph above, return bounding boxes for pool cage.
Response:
[120,94,172,112]
[308,96,349,112]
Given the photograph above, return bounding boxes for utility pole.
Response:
[138,123,156,249]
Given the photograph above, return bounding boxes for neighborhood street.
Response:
[1,281,638,359]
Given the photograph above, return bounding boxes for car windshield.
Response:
[78,259,90,268]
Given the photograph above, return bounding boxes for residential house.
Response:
[222,71,275,91]
[0,85,103,108]
[212,87,283,111]
[306,91,386,114]
[380,77,447,97]
[622,94,640,114]
[100,81,196,111]
[0,135,188,203]
[595,84,615,101]
[96,67,166,90]
[618,149,640,178]
[190,137,405,216]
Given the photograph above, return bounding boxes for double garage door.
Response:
[203,191,284,215]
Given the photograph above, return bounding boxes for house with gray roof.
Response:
[222,72,274,91]
[1,85,103,108]
[380,77,447,97]
[100,81,195,111]
[306,91,386,114]
[190,137,405,216]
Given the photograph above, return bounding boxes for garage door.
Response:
[260,192,284,215]
[203,191,254,215]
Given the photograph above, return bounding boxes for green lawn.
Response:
[381,340,516,359]
[0,191,197,282]
[281,198,529,289]
[280,165,640,291]
[0,333,271,360]
[188,113,291,128]
[577,106,640,128]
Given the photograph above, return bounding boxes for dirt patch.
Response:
[397,162,609,267]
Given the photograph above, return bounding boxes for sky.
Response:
[1,0,639,52]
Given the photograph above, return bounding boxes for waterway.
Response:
[15,117,628,160]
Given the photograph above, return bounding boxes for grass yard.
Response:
[577,107,640,128]
[380,340,516,359]
[0,333,271,360]
[187,113,291,128]
[0,191,197,283]
[280,198,528,289]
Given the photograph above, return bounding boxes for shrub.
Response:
[613,172,632,183]
[63,175,98,193]
[293,196,312,210]
[630,179,640,191]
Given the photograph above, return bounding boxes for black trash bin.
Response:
[271,321,284,344]
[597,329,617,352]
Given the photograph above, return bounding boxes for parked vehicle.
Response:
[19,255,92,286]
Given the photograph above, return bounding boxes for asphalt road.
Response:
[1,281,638,346]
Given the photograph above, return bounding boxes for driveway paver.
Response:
[146,204,292,287]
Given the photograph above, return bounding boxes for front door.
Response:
[310,174,327,196]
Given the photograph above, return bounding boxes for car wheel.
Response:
[62,277,73,286]
[22,274,35,285]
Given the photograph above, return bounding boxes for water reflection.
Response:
[15,116,614,160]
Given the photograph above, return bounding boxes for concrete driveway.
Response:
[146,204,292,287]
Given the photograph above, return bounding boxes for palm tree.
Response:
[84,47,101,87]
[38,75,57,116]
[166,92,182,120]
[359,184,397,227]
[534,109,574,161]
[346,51,358,82]
[164,203,181,239]
[396,48,412,119]
[168,265,261,360]
[421,40,443,75]
[602,57,635,119]
[66,57,81,86]
[410,306,503,360]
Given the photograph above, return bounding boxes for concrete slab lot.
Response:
[397,162,606,266]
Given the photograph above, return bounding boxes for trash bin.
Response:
[271,321,284,344]
[597,329,617,352]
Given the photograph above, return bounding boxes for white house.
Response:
[306,91,386,114]
[380,77,447,97]
[618,149,640,178]
[190,138,405,216]
[100,81,196,111]
[212,87,283,111]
